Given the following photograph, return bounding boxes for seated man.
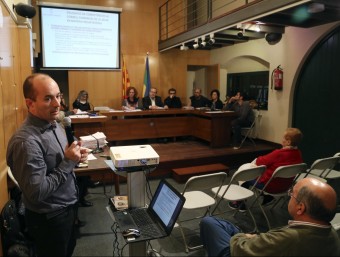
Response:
[164,88,182,108]
[188,88,209,108]
[225,92,254,147]
[200,177,340,257]
[142,87,167,110]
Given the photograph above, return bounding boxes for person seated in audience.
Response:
[209,89,224,110]
[142,87,168,110]
[229,128,304,211]
[225,91,254,147]
[200,177,340,257]
[164,88,182,108]
[122,86,143,110]
[223,94,231,106]
[187,88,209,108]
[73,90,91,111]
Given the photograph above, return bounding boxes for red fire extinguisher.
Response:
[271,65,283,90]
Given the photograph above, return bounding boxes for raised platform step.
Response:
[172,163,229,183]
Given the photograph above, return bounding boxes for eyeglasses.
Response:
[287,188,300,202]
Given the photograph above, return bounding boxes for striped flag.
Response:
[122,55,130,99]
[142,55,151,97]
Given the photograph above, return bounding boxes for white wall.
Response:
[210,21,340,144]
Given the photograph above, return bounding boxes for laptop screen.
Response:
[149,179,186,234]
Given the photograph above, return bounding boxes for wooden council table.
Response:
[71,109,236,148]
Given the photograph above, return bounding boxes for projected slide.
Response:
[40,6,120,69]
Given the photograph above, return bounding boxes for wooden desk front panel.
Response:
[190,116,211,142]
[73,122,106,139]
[72,110,237,147]
[104,116,191,141]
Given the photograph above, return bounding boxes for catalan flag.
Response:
[142,54,151,97]
[122,55,130,99]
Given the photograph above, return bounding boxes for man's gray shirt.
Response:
[7,113,78,213]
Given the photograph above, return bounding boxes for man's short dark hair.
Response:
[23,73,51,100]
[168,88,176,94]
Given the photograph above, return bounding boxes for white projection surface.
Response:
[40,5,120,70]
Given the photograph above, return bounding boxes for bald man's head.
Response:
[295,178,337,222]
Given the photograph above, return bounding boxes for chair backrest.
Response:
[182,172,228,193]
[310,156,340,170]
[309,156,340,177]
[242,109,262,137]
[264,163,307,189]
[218,165,266,199]
[231,165,266,183]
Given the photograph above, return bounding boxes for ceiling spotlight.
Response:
[193,38,199,49]
[180,43,188,51]
[200,36,206,47]
[208,33,215,45]
[237,28,245,38]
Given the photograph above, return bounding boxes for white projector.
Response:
[110,145,159,172]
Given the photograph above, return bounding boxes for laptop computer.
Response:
[113,179,186,242]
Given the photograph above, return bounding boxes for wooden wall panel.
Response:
[0,1,32,254]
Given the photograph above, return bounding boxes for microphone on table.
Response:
[62,117,75,145]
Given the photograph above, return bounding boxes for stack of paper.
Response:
[79,132,107,149]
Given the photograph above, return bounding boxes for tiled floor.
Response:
[73,177,291,256]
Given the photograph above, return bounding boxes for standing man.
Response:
[7,73,89,256]
[142,87,167,110]
[188,88,209,108]
[164,88,182,108]
[200,177,340,256]
[225,92,254,148]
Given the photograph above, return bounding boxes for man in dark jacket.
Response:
[142,87,167,110]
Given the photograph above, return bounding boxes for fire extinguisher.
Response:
[271,65,283,90]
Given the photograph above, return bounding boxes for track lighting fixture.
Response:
[237,28,245,38]
[208,33,215,45]
[193,38,199,49]
[200,36,206,47]
[180,43,189,51]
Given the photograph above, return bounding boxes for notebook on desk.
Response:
[113,179,186,242]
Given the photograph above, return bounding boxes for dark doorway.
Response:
[293,25,340,165]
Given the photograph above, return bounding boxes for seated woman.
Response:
[122,86,143,110]
[209,89,224,110]
[73,90,91,111]
[229,127,304,210]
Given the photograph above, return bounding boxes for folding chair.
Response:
[237,109,262,149]
[307,153,340,179]
[295,156,340,182]
[7,167,19,188]
[253,163,308,230]
[176,171,228,253]
[211,165,267,232]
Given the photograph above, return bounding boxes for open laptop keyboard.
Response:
[130,209,162,237]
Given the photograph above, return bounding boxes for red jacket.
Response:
[256,148,303,193]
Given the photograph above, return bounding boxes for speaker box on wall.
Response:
[13,3,36,19]
[265,33,282,45]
